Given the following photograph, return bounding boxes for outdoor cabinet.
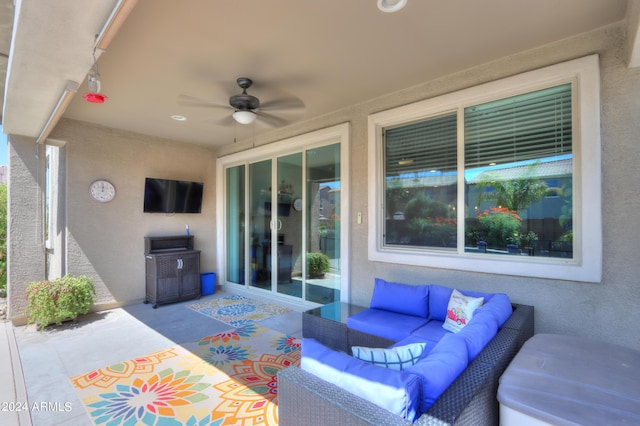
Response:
[144,235,201,308]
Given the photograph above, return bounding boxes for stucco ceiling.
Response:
[0,0,633,148]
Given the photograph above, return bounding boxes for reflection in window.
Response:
[384,114,457,250]
[465,84,572,258]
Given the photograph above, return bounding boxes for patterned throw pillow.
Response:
[442,289,484,333]
[352,342,427,371]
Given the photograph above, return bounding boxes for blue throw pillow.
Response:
[429,285,493,321]
[370,278,429,318]
[301,338,422,421]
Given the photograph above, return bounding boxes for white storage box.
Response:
[498,333,640,426]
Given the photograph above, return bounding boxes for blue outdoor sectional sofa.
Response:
[278,279,534,425]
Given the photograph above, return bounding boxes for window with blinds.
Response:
[370,56,601,282]
[464,84,572,168]
[385,113,457,176]
[382,83,574,258]
[384,114,458,249]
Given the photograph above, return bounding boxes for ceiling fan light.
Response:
[233,110,257,124]
[377,0,408,13]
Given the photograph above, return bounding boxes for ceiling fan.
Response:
[179,77,304,126]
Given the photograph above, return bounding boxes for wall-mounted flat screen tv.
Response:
[143,178,204,214]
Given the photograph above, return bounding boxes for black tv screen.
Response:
[144,178,204,213]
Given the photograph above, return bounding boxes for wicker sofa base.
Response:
[278,303,534,426]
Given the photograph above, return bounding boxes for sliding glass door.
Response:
[305,144,341,303]
[226,165,245,284]
[275,153,303,297]
[248,159,272,289]
[224,138,343,305]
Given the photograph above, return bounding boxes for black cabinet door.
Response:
[179,252,201,297]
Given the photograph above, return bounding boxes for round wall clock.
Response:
[89,179,116,203]
[293,198,303,211]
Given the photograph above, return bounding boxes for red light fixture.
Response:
[83,92,108,103]
[83,55,107,103]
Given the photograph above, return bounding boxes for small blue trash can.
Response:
[200,273,216,295]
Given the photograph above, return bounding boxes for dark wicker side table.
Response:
[302,302,367,353]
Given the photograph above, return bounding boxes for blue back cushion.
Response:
[429,284,494,321]
[428,285,453,321]
[347,308,429,341]
[404,334,469,413]
[456,311,499,361]
[476,293,512,327]
[301,338,422,421]
[370,278,429,318]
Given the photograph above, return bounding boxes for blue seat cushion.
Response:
[301,338,422,421]
[404,333,469,413]
[391,335,439,355]
[409,320,450,345]
[347,308,429,341]
[370,278,430,318]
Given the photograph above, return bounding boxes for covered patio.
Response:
[1,290,302,425]
[2,1,640,424]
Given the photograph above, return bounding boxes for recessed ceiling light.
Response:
[377,0,408,13]
[171,115,187,121]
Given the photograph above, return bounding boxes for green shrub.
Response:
[26,275,95,330]
[404,194,450,221]
[407,217,456,247]
[477,207,523,249]
[306,252,330,278]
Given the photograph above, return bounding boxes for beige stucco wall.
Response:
[219,23,640,351]
[8,121,217,320]
[7,135,47,318]
[8,22,640,350]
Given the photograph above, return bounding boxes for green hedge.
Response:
[26,275,95,330]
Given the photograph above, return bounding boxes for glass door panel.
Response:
[306,143,341,303]
[249,160,272,290]
[276,153,303,297]
[226,165,245,284]
[224,137,343,306]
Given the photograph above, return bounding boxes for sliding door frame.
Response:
[216,123,350,307]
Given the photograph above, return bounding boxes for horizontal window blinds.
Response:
[464,83,572,169]
[385,113,457,176]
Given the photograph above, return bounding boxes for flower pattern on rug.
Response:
[212,353,300,426]
[187,295,291,327]
[84,368,211,426]
[72,324,300,425]
[72,348,181,389]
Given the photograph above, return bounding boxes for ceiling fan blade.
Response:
[178,94,230,109]
[211,115,235,126]
[260,96,305,111]
[255,111,291,127]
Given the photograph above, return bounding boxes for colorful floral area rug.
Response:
[71,324,301,426]
[186,295,292,327]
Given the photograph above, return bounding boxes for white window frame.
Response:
[368,55,602,282]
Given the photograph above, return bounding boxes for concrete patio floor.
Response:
[0,290,303,426]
